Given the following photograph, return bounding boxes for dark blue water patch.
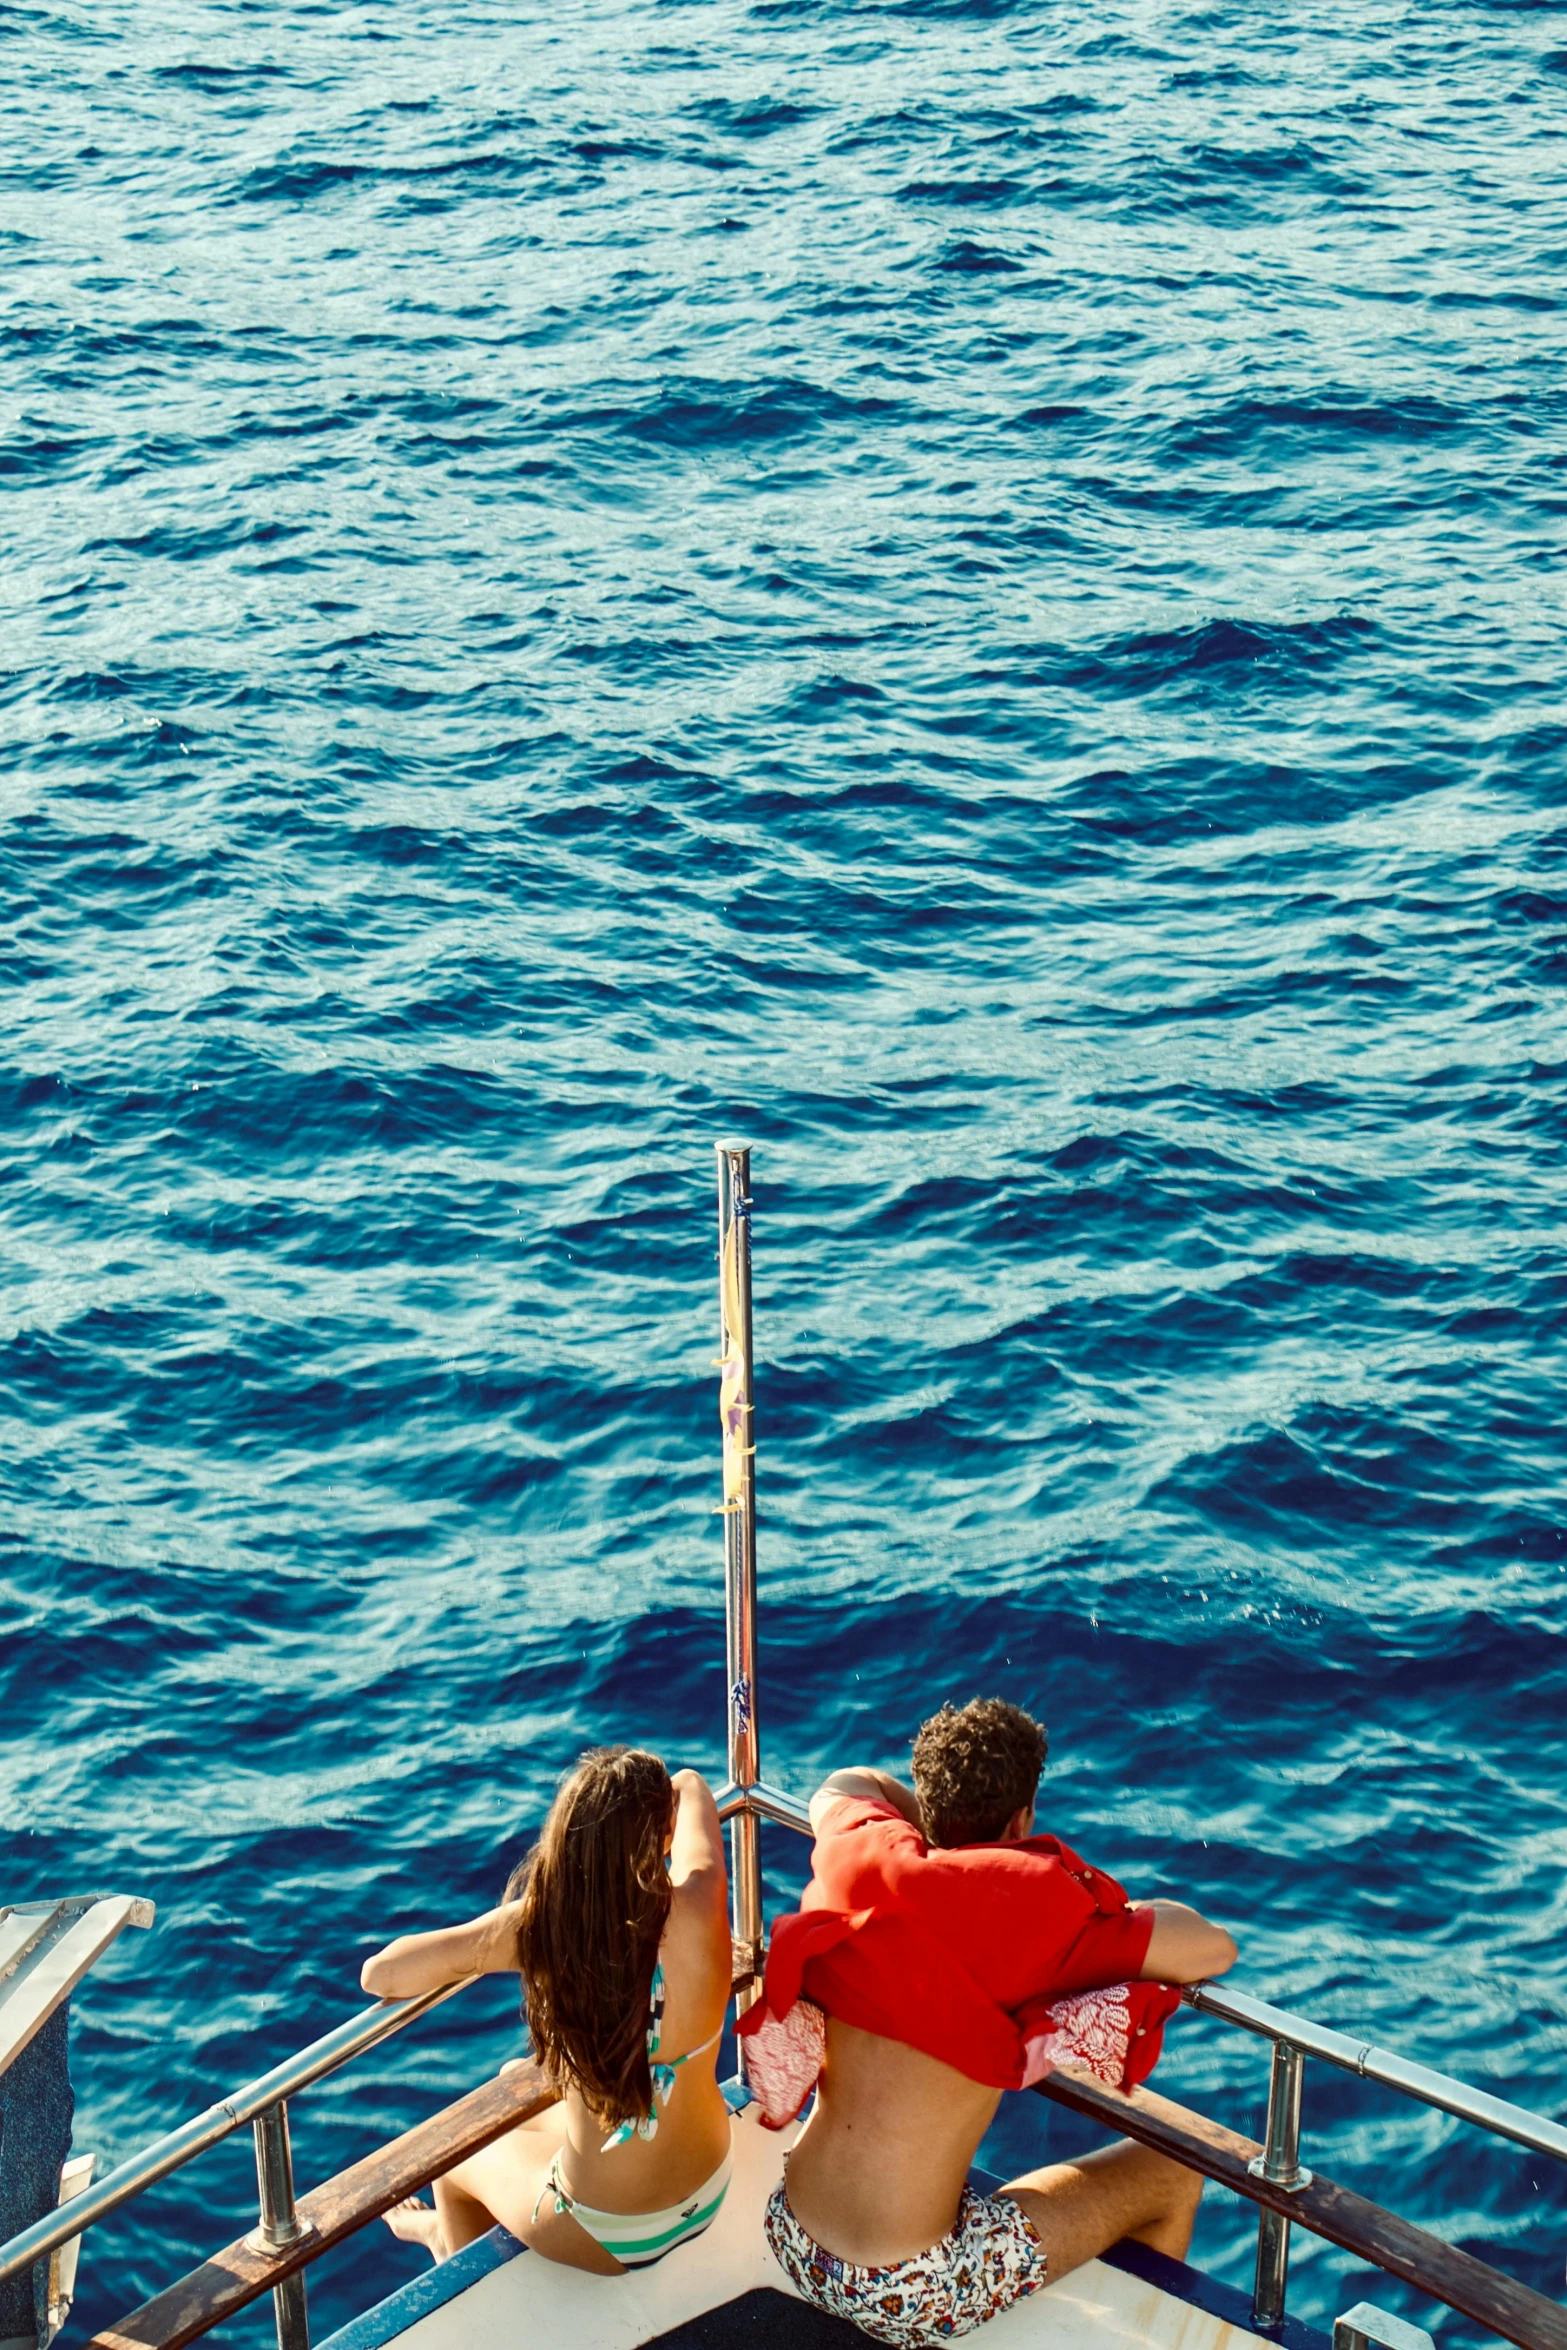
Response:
[1073,613,1383,697]
[1008,401,1092,427]
[229,149,541,207]
[685,95,822,137]
[1167,392,1500,459]
[898,174,1024,207]
[150,59,292,89]
[0,424,106,479]
[1170,135,1368,202]
[936,237,1024,273]
[583,376,905,450]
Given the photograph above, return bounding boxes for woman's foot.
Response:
[383,2196,444,2260]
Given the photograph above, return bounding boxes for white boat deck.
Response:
[319,2106,1326,2350]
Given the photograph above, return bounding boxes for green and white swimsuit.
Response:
[533,1959,731,2268]
[533,2144,733,2268]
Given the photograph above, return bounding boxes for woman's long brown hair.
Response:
[507,1746,675,2129]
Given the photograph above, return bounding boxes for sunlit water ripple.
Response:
[3,0,1565,2339]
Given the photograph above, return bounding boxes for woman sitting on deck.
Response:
[360,1749,734,2273]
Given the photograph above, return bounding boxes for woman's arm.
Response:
[1133,1899,1238,1984]
[359,1901,524,2000]
[669,1768,727,1898]
[665,1772,733,2019]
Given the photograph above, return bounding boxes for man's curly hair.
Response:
[911,1697,1048,1848]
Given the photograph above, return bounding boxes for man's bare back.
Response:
[786,2020,1005,2265]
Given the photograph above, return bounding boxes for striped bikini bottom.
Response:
[535,2145,732,2269]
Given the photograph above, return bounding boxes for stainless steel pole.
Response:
[716,1143,763,2015]
[250,2101,312,2350]
[1251,2041,1311,2328]
[271,2270,310,2350]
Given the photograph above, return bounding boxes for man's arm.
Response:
[808,1766,923,1835]
[1132,1898,1238,1984]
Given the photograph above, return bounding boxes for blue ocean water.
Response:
[3,0,1566,2339]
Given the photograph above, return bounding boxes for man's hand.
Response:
[1133,1899,1238,1984]
[808,1767,923,1835]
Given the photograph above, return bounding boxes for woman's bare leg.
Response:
[430,2169,496,2255]
[1002,2139,1203,2282]
[382,2173,493,2260]
[385,2104,622,2274]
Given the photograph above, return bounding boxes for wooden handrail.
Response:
[83,2063,557,2350]
[1038,2068,1567,2350]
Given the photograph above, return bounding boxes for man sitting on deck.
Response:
[748,1697,1239,2346]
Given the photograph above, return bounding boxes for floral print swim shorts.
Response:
[764,2179,1047,2344]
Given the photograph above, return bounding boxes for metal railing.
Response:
[1181,1978,1567,2325]
[716,1145,765,2019]
[0,1979,467,2350]
[1185,1979,1567,2166]
[715,1778,809,1833]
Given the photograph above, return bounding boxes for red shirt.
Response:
[751,1795,1158,2090]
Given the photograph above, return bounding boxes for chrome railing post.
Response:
[1250,2041,1312,2328]
[249,2101,312,2350]
[1183,1979,1567,2165]
[716,1142,763,2018]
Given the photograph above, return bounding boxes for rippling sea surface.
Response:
[4,0,1566,2338]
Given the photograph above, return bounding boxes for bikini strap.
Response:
[651,2019,725,2102]
[600,1959,722,2152]
[600,2108,660,2152]
[531,2151,574,2228]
